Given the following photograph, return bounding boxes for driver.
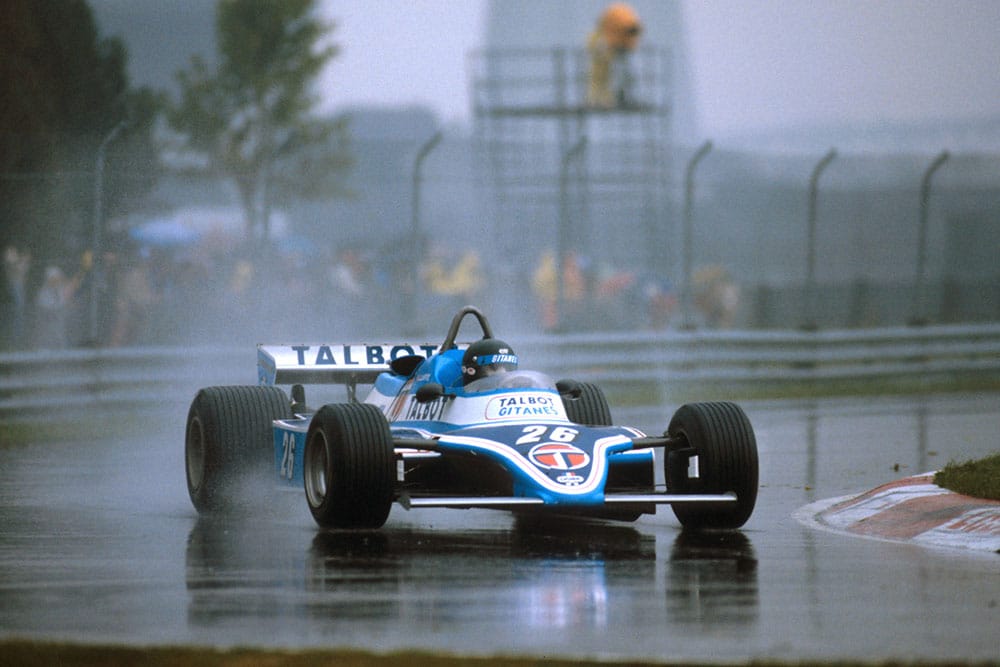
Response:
[461,338,518,385]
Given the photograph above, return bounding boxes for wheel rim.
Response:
[304,431,329,509]
[186,416,206,491]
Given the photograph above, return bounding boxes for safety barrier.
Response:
[0,346,248,419]
[524,323,1000,400]
[2,324,999,420]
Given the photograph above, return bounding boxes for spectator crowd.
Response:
[2,237,739,353]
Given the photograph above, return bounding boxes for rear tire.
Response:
[562,382,613,426]
[665,402,758,529]
[185,385,290,514]
[304,403,395,529]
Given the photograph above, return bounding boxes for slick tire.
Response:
[665,402,758,530]
[304,403,395,529]
[185,385,291,514]
[562,381,613,426]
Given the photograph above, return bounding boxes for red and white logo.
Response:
[528,443,590,471]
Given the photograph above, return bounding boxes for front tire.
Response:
[185,385,290,514]
[304,403,395,529]
[665,402,758,529]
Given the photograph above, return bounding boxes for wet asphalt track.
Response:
[1,393,998,663]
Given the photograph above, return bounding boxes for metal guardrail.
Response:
[2,324,999,419]
[523,324,1000,401]
[0,346,248,418]
[524,323,1000,381]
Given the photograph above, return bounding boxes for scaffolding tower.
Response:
[470,47,674,329]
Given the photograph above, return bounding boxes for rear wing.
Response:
[257,343,445,386]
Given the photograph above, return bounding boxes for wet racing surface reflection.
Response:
[184,514,761,654]
[1,393,998,662]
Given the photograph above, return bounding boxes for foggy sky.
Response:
[685,0,1000,137]
[317,0,1000,138]
[92,0,1000,139]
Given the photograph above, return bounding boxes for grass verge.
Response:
[0,642,690,667]
[0,410,179,448]
[933,452,1000,501]
[7,641,996,667]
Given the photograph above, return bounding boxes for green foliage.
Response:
[169,0,352,249]
[0,0,162,262]
[934,452,1000,501]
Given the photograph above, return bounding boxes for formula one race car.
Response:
[185,306,758,530]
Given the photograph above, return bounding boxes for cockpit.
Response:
[462,370,557,394]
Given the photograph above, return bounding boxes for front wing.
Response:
[272,420,740,514]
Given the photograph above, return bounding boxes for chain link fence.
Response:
[3,129,999,352]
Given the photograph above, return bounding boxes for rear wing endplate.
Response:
[257,343,443,386]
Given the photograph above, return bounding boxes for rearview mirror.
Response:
[415,382,445,403]
[556,379,582,398]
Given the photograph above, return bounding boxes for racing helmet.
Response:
[461,338,518,385]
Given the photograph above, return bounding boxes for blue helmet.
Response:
[461,338,518,385]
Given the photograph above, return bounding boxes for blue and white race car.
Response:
[185,306,758,529]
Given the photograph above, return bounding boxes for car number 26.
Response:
[515,425,579,445]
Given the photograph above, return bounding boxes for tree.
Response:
[0,0,161,262]
[169,0,351,253]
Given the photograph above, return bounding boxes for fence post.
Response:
[406,130,442,331]
[910,150,949,326]
[802,148,837,331]
[88,120,128,345]
[556,135,588,331]
[680,140,713,330]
